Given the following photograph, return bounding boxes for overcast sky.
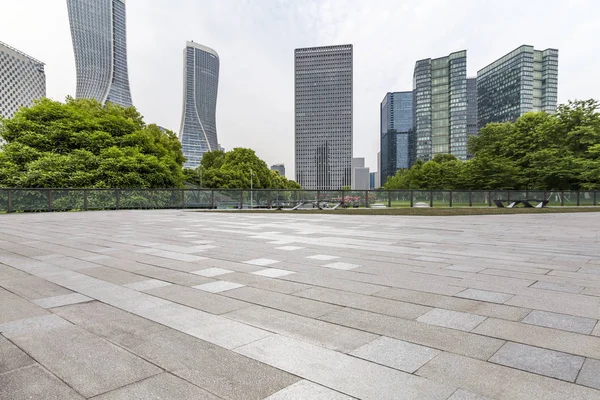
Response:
[2,0,599,176]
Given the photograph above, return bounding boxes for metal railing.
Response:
[0,188,598,213]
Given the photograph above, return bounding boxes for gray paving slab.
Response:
[145,284,251,315]
[123,279,172,291]
[0,335,35,374]
[455,288,513,304]
[244,258,280,266]
[322,262,361,270]
[252,268,296,278]
[593,322,600,337]
[193,280,245,293]
[79,266,147,284]
[489,342,585,382]
[530,280,584,294]
[123,328,300,400]
[0,314,71,338]
[276,246,305,251]
[0,365,85,400]
[192,267,234,277]
[91,372,221,400]
[0,276,73,300]
[0,287,49,324]
[236,334,456,400]
[350,336,441,373]
[417,308,487,332]
[10,325,161,398]
[577,358,600,390]
[307,255,340,261]
[33,293,93,309]
[265,380,353,400]
[447,389,493,400]
[522,310,597,334]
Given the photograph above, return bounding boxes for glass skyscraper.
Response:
[413,50,468,161]
[380,91,413,185]
[466,77,478,153]
[477,45,558,129]
[67,0,132,107]
[179,42,220,169]
[295,44,353,190]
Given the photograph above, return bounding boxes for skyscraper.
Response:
[179,42,220,169]
[0,41,46,146]
[380,91,413,184]
[477,45,558,129]
[67,0,132,107]
[270,164,286,177]
[413,50,468,161]
[295,44,353,190]
[466,77,478,149]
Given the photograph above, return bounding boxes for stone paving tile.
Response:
[322,262,361,271]
[225,305,378,353]
[0,276,73,300]
[0,335,35,374]
[505,294,600,320]
[0,314,71,338]
[275,246,305,251]
[307,255,340,261]
[417,308,487,332]
[447,389,493,400]
[193,280,245,293]
[123,328,300,400]
[145,284,250,315]
[350,336,441,373]
[0,365,85,400]
[444,265,487,273]
[321,308,504,360]
[265,380,353,399]
[223,272,312,294]
[489,342,585,382]
[252,268,296,278]
[530,280,584,294]
[123,279,172,291]
[455,288,514,304]
[593,322,600,337]
[92,372,221,399]
[417,351,600,400]
[577,358,600,390]
[244,258,281,266]
[192,267,234,277]
[79,266,147,285]
[0,287,49,324]
[237,334,456,400]
[10,325,161,398]
[31,292,93,309]
[522,310,597,334]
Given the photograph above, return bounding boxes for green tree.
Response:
[0,98,185,188]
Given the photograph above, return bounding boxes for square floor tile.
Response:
[276,246,305,251]
[455,288,513,304]
[489,342,584,382]
[576,358,600,390]
[244,259,280,266]
[322,262,360,271]
[307,255,340,261]
[193,281,246,293]
[252,269,296,278]
[417,308,486,332]
[522,310,597,335]
[123,279,172,292]
[192,268,234,277]
[350,337,440,373]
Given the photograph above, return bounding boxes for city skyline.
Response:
[1,0,599,173]
[66,0,133,107]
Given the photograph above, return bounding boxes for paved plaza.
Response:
[1,210,600,399]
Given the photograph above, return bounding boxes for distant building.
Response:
[413,50,468,161]
[477,45,558,129]
[295,44,353,190]
[380,91,413,185]
[351,158,370,190]
[0,41,46,146]
[179,41,220,169]
[67,0,132,107]
[370,172,376,189]
[270,164,286,177]
[466,77,478,155]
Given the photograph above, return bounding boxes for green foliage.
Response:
[384,99,600,190]
[184,148,301,189]
[0,98,185,188]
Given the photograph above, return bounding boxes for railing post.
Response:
[180,189,185,209]
[544,190,547,201]
[211,190,215,209]
[267,190,272,209]
[594,191,597,206]
[561,191,565,206]
[488,191,492,207]
[48,189,53,212]
[116,189,121,210]
[388,190,392,208]
[365,191,369,208]
[341,189,345,207]
[240,190,244,209]
[469,191,473,207]
[507,191,511,203]
[410,190,414,208]
[84,189,88,211]
[7,189,12,213]
[577,191,580,206]
[449,191,453,208]
[429,190,433,208]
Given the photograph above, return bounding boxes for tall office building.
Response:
[380,91,413,185]
[179,42,220,169]
[466,77,478,150]
[295,44,353,190]
[270,164,286,177]
[477,45,558,129]
[413,50,468,161]
[0,41,46,145]
[67,0,133,107]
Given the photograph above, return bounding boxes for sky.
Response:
[1,0,600,177]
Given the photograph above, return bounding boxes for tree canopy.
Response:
[0,98,185,188]
[384,99,600,190]
[184,148,301,189]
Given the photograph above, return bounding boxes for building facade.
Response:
[295,44,353,190]
[477,45,558,129]
[466,77,478,154]
[67,0,132,107]
[0,41,46,145]
[380,91,413,185]
[270,164,286,177]
[179,42,220,169]
[413,50,468,162]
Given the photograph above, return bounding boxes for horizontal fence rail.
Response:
[0,188,597,213]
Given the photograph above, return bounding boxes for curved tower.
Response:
[66,0,133,107]
[179,41,220,169]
